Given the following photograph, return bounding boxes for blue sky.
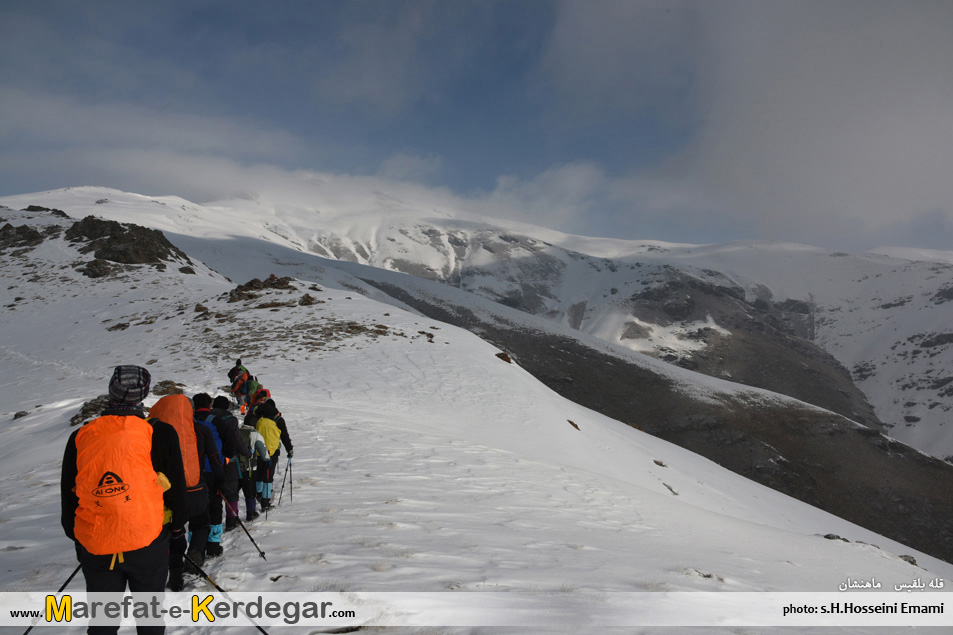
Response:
[2,0,952,251]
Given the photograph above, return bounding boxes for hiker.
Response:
[245,375,261,405]
[250,385,271,410]
[148,393,223,592]
[61,365,186,634]
[192,393,236,558]
[254,398,294,511]
[239,414,269,521]
[242,385,271,428]
[210,395,252,531]
[228,359,250,414]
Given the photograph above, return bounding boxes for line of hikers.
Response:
[60,362,294,632]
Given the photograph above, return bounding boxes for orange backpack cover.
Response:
[74,415,164,555]
[149,394,202,490]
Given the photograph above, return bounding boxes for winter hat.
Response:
[259,399,278,419]
[212,395,230,410]
[108,365,151,404]
[235,358,242,366]
[193,393,213,410]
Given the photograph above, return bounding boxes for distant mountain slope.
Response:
[22,186,939,459]
[2,188,952,566]
[5,198,953,633]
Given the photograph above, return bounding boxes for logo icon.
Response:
[92,471,130,497]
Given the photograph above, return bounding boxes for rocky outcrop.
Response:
[360,276,953,564]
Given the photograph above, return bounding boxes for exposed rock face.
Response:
[331,224,879,434]
[0,223,45,252]
[360,276,953,564]
[65,216,192,270]
[624,271,879,430]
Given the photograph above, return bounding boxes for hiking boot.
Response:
[260,498,272,511]
[167,567,184,592]
[246,510,260,522]
[225,517,239,532]
[206,542,224,559]
[184,550,204,574]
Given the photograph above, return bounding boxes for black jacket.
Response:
[210,407,252,460]
[61,408,187,541]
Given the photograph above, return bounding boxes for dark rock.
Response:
[932,287,953,304]
[152,380,186,396]
[76,259,121,278]
[70,395,110,426]
[0,223,44,251]
[227,274,295,302]
[65,216,191,266]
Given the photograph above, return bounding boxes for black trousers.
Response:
[206,463,239,526]
[171,486,210,567]
[77,528,170,634]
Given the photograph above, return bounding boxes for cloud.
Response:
[377,151,444,182]
[539,0,699,124]
[0,87,305,160]
[673,0,953,247]
[310,0,494,117]
[475,163,610,233]
[534,0,953,249]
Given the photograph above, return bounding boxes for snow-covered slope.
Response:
[7,186,949,461]
[1,195,951,634]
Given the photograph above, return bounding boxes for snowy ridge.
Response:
[9,186,949,459]
[1,189,952,633]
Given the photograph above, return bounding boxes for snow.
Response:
[1,188,951,633]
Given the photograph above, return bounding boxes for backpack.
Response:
[228,364,248,383]
[239,424,265,474]
[149,394,203,490]
[245,376,261,400]
[256,416,281,456]
[195,411,224,472]
[73,415,165,555]
[231,370,250,395]
[251,387,270,405]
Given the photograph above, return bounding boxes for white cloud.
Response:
[475,163,609,232]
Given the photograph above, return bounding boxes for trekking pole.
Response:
[22,564,82,635]
[277,457,292,506]
[219,492,266,560]
[182,552,270,635]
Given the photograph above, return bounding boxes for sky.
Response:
[1,0,952,251]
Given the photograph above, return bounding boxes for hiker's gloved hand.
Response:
[287,449,294,459]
